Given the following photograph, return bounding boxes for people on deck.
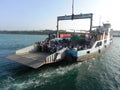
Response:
[35,33,98,54]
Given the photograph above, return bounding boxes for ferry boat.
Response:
[7,13,113,69]
[7,0,113,69]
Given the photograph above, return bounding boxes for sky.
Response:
[0,0,120,31]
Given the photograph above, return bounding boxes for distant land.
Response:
[0,30,120,37]
[0,30,64,35]
[113,31,120,37]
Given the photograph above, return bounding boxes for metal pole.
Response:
[90,14,93,32]
[56,18,59,38]
[72,0,74,15]
[72,0,74,19]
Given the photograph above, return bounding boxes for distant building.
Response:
[113,31,120,37]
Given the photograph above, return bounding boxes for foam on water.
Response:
[0,62,82,90]
[1,57,101,89]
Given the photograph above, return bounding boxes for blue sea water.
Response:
[0,34,120,90]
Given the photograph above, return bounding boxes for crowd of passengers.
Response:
[35,38,69,54]
[35,37,92,54]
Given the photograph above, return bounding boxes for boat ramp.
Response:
[7,45,67,69]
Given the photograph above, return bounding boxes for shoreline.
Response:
[0,30,120,37]
[0,30,56,35]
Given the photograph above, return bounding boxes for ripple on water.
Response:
[0,35,120,90]
[0,62,82,90]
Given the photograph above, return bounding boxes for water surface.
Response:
[0,34,120,90]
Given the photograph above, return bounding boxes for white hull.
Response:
[76,39,112,61]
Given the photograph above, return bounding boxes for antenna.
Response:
[72,0,74,15]
[72,0,74,19]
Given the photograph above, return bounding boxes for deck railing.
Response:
[45,48,67,64]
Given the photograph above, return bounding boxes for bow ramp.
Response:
[7,45,67,69]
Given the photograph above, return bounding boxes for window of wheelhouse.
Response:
[95,41,102,48]
[104,40,107,43]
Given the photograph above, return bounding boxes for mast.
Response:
[72,0,74,19]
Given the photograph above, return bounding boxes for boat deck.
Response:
[7,52,50,69]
